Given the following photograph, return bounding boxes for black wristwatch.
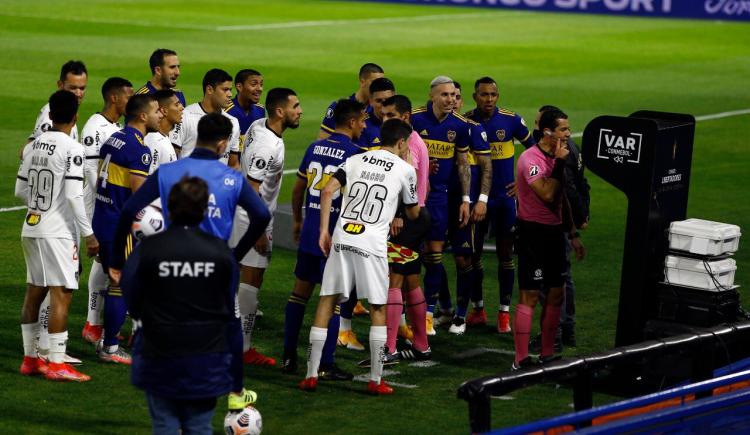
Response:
[568,231,580,240]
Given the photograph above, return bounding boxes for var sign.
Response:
[597,129,642,164]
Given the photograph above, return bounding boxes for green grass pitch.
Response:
[0,1,748,433]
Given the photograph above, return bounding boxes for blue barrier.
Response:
[488,369,750,434]
[357,0,750,22]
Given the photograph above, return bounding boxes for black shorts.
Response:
[390,208,430,276]
[515,219,567,290]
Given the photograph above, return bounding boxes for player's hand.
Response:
[319,231,332,257]
[109,268,121,287]
[254,234,269,255]
[458,201,470,228]
[390,218,404,236]
[471,201,487,223]
[429,158,439,175]
[84,234,99,257]
[506,181,517,198]
[293,221,302,245]
[554,138,570,161]
[571,237,586,261]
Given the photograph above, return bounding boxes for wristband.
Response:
[568,231,580,240]
[462,195,471,203]
[478,194,489,203]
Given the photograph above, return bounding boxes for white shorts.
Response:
[22,237,80,289]
[320,243,388,305]
[229,208,273,268]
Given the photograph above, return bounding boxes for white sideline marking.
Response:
[408,360,439,368]
[0,206,25,213]
[491,395,515,401]
[353,369,418,389]
[453,347,516,359]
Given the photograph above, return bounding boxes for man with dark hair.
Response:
[453,81,463,112]
[300,118,420,395]
[357,77,396,149]
[318,62,384,140]
[227,69,266,139]
[231,88,301,366]
[135,48,186,107]
[512,109,586,370]
[16,90,99,382]
[79,77,134,344]
[145,89,182,174]
[122,176,238,434]
[171,68,241,168]
[282,98,366,377]
[93,93,161,365]
[111,111,270,413]
[464,76,536,334]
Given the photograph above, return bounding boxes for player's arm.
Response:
[15,147,31,201]
[110,172,161,272]
[291,173,307,244]
[528,139,568,204]
[456,149,471,227]
[233,180,272,261]
[228,122,242,170]
[170,122,183,158]
[401,166,421,221]
[65,148,99,257]
[516,115,536,149]
[82,128,100,217]
[319,171,344,257]
[228,153,240,170]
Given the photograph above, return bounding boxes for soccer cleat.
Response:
[433,310,454,327]
[20,356,48,376]
[539,354,562,365]
[357,352,399,368]
[367,380,394,395]
[280,349,298,374]
[82,322,104,344]
[398,345,432,361]
[425,313,436,336]
[398,324,414,342]
[98,347,132,365]
[256,308,264,318]
[337,330,365,351]
[497,311,512,334]
[353,301,369,316]
[45,362,91,382]
[319,363,354,381]
[38,350,82,365]
[299,377,318,392]
[227,388,257,410]
[448,317,466,335]
[466,308,488,326]
[511,357,536,371]
[243,348,277,366]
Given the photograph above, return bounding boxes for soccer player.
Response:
[226,69,266,138]
[454,81,464,112]
[512,108,585,369]
[93,94,161,365]
[231,88,301,366]
[357,77,395,149]
[282,99,366,377]
[300,118,419,395]
[465,77,535,334]
[171,69,241,168]
[80,77,134,344]
[145,89,182,172]
[134,48,186,107]
[410,76,486,335]
[318,63,384,140]
[110,112,271,414]
[16,90,99,381]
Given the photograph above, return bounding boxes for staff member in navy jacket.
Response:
[121,176,238,434]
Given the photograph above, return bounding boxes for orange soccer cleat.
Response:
[367,380,394,395]
[299,377,318,392]
[45,362,91,382]
[19,356,48,376]
[243,348,277,366]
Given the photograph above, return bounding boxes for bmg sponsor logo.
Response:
[596,129,642,165]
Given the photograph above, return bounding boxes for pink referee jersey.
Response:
[408,130,429,207]
[516,145,562,226]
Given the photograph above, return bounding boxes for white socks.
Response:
[238,283,259,352]
[21,322,40,357]
[340,317,352,332]
[306,326,327,379]
[369,326,387,383]
[38,294,50,351]
[87,261,106,325]
[48,331,68,364]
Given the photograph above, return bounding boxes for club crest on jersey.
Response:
[496,129,506,141]
[84,136,94,146]
[255,158,267,169]
[447,130,456,142]
[529,165,539,177]
[41,123,51,132]
[26,213,41,226]
[343,223,366,235]
[73,155,83,166]
[325,107,334,119]
[141,153,152,166]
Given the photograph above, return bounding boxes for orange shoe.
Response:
[398,324,414,342]
[20,356,48,376]
[497,311,512,334]
[466,308,488,326]
[353,301,370,316]
[299,377,318,391]
[82,322,103,344]
[243,348,277,366]
[367,380,394,395]
[45,362,91,382]
[337,330,365,351]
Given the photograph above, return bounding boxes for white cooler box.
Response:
[665,255,737,291]
[668,219,741,256]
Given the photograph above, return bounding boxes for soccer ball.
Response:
[224,406,262,435]
[132,206,165,241]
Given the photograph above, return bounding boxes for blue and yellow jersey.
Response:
[226,97,265,143]
[466,107,534,203]
[320,94,379,148]
[297,132,363,256]
[93,126,152,242]
[320,94,356,135]
[135,81,187,107]
[411,102,489,202]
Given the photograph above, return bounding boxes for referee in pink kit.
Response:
[512,108,585,370]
